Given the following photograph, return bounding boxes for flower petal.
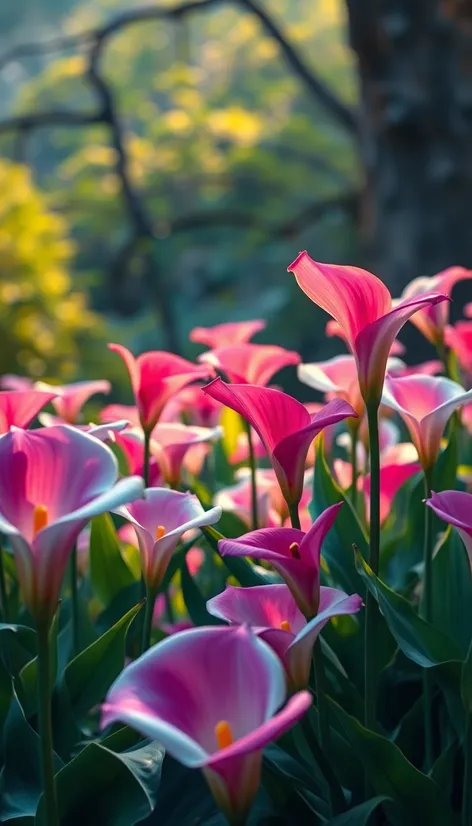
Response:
[199,344,300,386]
[190,320,266,347]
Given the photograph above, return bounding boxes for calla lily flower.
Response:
[365,461,421,524]
[381,374,472,471]
[114,431,162,485]
[445,321,472,377]
[199,344,300,386]
[218,503,343,619]
[100,404,142,429]
[0,390,58,433]
[0,426,144,622]
[399,266,472,345]
[35,379,110,424]
[161,384,222,427]
[288,252,448,405]
[214,477,279,529]
[207,583,362,689]
[109,344,210,433]
[102,625,311,825]
[425,490,472,566]
[151,423,221,487]
[202,378,356,508]
[190,319,265,347]
[115,488,221,590]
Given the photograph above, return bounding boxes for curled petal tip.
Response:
[287,250,307,272]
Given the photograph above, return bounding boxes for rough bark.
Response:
[346,0,472,290]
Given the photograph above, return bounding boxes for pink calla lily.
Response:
[425,490,472,566]
[0,426,144,621]
[151,423,221,487]
[288,252,448,405]
[381,374,472,470]
[114,431,162,485]
[109,343,210,433]
[161,384,222,427]
[445,321,472,377]
[326,320,406,357]
[399,266,472,345]
[199,344,300,386]
[190,319,265,347]
[102,625,311,824]
[115,488,221,590]
[218,503,343,618]
[35,379,111,424]
[364,461,421,524]
[100,404,142,429]
[202,378,356,508]
[0,390,58,433]
[207,583,362,689]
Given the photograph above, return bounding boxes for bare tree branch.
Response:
[0,0,355,132]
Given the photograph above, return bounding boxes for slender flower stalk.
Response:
[463,714,472,826]
[364,402,381,731]
[0,540,9,623]
[37,620,59,826]
[243,420,259,530]
[350,425,359,512]
[141,583,158,654]
[70,543,79,657]
[143,430,151,488]
[421,468,434,770]
[288,503,301,530]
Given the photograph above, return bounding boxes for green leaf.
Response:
[432,527,472,656]
[311,439,368,595]
[462,639,472,715]
[180,557,220,626]
[330,700,457,826]
[201,525,271,587]
[326,796,389,825]
[0,687,62,821]
[355,550,462,667]
[61,601,142,719]
[90,514,136,608]
[0,624,37,677]
[35,741,164,826]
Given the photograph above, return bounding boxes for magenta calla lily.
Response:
[115,488,221,590]
[445,321,472,377]
[151,423,221,487]
[0,426,144,621]
[102,625,311,824]
[425,490,472,566]
[207,583,362,689]
[288,252,448,405]
[190,319,265,347]
[399,266,472,345]
[199,344,300,386]
[109,343,210,433]
[0,390,58,433]
[381,374,472,470]
[202,378,356,508]
[218,503,343,618]
[35,379,111,423]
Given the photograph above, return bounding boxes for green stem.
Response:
[463,714,472,826]
[421,469,434,770]
[313,641,336,815]
[37,621,59,826]
[364,403,381,731]
[300,711,345,815]
[288,502,301,530]
[141,584,157,653]
[243,420,258,530]
[143,430,151,488]
[350,425,359,511]
[0,540,10,623]
[70,544,79,658]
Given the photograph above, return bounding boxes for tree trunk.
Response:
[346,0,472,291]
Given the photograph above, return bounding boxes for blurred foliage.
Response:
[0,158,110,380]
[0,0,360,383]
